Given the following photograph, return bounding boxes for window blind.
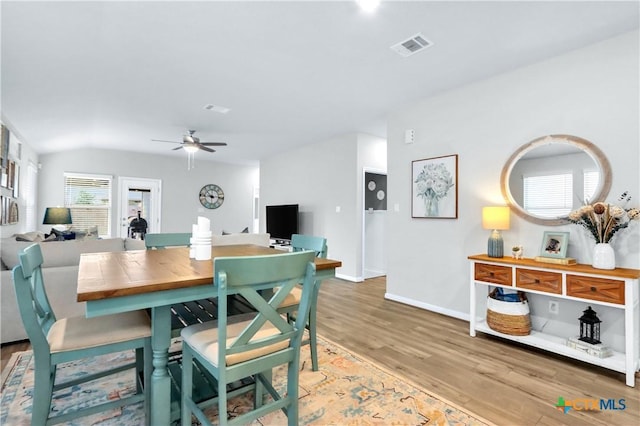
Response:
[523,173,573,217]
[583,170,599,203]
[64,173,112,236]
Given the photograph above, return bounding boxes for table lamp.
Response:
[43,207,72,230]
[482,206,510,258]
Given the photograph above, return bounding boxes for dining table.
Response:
[77,244,342,426]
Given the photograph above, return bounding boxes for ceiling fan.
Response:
[152,129,227,153]
[152,130,227,169]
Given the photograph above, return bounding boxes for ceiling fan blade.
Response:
[199,142,227,146]
[152,139,180,144]
[199,145,216,153]
[172,146,183,151]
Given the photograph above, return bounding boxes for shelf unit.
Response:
[468,254,640,387]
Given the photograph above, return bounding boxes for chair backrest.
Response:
[211,233,270,247]
[214,250,316,367]
[12,243,56,352]
[291,234,327,258]
[145,232,191,249]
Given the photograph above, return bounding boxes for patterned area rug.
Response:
[1,336,491,425]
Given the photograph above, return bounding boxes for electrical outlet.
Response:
[549,300,559,315]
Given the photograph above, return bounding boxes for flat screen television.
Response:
[266,204,299,244]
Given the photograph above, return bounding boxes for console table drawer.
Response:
[474,263,511,286]
[516,269,562,294]
[566,275,625,305]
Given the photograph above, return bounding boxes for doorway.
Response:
[117,177,162,239]
[362,169,387,279]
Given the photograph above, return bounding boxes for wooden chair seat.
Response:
[47,311,151,352]
[12,243,152,425]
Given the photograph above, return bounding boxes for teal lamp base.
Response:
[487,230,504,258]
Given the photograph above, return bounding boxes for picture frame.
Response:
[411,154,458,219]
[539,231,569,258]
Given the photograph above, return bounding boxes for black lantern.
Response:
[579,306,601,345]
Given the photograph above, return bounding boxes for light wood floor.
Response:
[314,277,639,426]
[2,276,638,425]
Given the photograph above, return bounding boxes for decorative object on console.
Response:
[411,154,458,219]
[482,206,510,258]
[534,256,576,265]
[566,337,612,358]
[511,245,523,259]
[538,231,569,259]
[579,306,601,345]
[568,192,639,270]
[486,287,531,336]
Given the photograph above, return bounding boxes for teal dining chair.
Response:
[180,250,317,426]
[145,232,191,249]
[278,234,327,371]
[146,232,206,334]
[12,243,152,425]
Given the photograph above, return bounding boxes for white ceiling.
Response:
[2,1,638,165]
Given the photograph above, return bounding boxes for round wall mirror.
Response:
[500,134,612,225]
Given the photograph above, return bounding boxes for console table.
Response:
[468,254,640,386]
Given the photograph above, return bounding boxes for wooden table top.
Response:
[77,244,342,302]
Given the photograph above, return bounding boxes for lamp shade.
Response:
[482,206,510,230]
[43,207,72,225]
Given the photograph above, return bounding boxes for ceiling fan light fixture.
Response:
[183,144,199,153]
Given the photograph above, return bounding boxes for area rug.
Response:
[1,336,491,425]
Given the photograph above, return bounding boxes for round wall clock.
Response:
[199,184,225,209]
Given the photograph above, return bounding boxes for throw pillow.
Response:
[13,231,45,242]
[222,227,249,235]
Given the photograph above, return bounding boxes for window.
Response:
[583,170,599,203]
[523,173,573,217]
[64,173,112,236]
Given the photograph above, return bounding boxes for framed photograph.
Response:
[412,154,458,219]
[0,124,9,169]
[0,196,7,225]
[12,163,19,198]
[7,161,15,190]
[539,231,569,258]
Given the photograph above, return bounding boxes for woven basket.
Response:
[486,288,531,336]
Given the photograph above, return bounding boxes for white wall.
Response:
[38,148,259,235]
[385,31,639,351]
[260,132,386,281]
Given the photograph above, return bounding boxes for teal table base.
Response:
[84,269,335,425]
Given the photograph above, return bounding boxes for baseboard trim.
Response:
[384,292,469,321]
[335,273,363,283]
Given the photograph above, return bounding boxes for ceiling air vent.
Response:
[390,33,432,57]
[203,104,231,114]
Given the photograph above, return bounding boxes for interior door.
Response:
[118,177,162,239]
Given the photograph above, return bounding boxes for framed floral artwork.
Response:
[539,231,569,258]
[412,154,458,219]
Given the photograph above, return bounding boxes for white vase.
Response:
[592,243,615,270]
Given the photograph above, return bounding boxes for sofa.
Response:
[1,236,146,344]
